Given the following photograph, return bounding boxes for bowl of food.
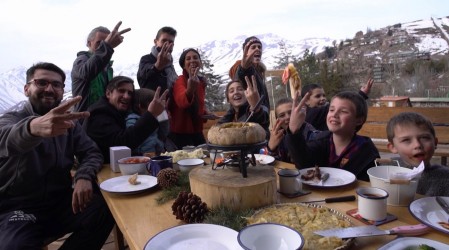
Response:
[238,223,304,250]
[177,158,204,173]
[117,156,151,175]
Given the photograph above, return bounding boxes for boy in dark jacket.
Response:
[287,91,380,181]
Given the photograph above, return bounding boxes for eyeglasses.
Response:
[28,79,65,91]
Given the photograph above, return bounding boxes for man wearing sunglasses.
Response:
[71,21,131,114]
[0,62,114,249]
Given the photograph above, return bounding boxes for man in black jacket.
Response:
[83,76,168,162]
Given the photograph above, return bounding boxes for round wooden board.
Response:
[189,165,277,211]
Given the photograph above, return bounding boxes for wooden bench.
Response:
[359,107,449,165]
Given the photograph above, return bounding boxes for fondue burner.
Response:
[207,141,266,178]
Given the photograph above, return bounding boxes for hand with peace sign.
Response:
[186,66,201,99]
[29,96,90,137]
[244,75,261,112]
[289,91,310,134]
[148,87,169,118]
[156,41,174,70]
[105,21,131,48]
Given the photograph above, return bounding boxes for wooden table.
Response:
[97,160,449,250]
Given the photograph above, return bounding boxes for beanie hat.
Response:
[179,48,201,68]
[242,36,262,50]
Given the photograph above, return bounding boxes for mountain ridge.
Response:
[1,15,448,114]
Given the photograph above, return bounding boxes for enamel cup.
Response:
[148,156,173,176]
[278,169,303,195]
[356,187,389,221]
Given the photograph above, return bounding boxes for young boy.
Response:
[268,98,318,162]
[301,78,373,131]
[286,91,380,181]
[126,88,166,155]
[386,112,449,196]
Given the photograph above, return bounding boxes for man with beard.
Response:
[83,76,168,162]
[137,26,177,151]
[229,36,270,111]
[0,62,114,249]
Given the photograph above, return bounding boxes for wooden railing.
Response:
[359,107,449,165]
[204,107,449,165]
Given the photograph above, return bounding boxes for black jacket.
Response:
[83,97,159,162]
[286,126,380,181]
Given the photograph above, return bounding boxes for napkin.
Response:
[389,161,424,184]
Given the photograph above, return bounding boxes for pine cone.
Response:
[171,191,209,223]
[157,168,179,188]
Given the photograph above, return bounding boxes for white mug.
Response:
[278,169,302,195]
[356,187,389,221]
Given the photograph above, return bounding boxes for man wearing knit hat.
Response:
[229,35,270,111]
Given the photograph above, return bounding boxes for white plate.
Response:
[378,236,449,250]
[248,154,275,165]
[144,224,243,250]
[409,196,449,235]
[100,175,157,194]
[299,167,356,187]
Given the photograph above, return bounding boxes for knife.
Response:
[302,195,356,203]
[242,95,265,127]
[314,224,429,238]
[436,196,449,221]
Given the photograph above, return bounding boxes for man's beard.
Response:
[30,92,61,115]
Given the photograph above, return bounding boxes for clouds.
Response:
[1,0,448,72]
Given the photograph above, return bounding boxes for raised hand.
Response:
[268,119,285,151]
[240,39,257,69]
[244,75,260,111]
[155,41,174,70]
[105,21,131,48]
[186,66,200,99]
[289,91,310,133]
[29,96,89,137]
[148,87,169,117]
[361,78,374,95]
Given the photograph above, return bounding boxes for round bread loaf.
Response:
[207,122,266,146]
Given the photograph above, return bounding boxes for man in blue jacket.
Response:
[0,62,114,249]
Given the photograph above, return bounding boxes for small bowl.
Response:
[177,158,204,172]
[238,223,304,250]
[117,156,150,175]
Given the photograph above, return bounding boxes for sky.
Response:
[0,0,448,73]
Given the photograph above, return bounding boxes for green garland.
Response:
[155,170,253,230]
[155,171,190,204]
[204,206,253,231]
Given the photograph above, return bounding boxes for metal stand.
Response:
[207,141,266,178]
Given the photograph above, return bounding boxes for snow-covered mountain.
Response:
[0,33,333,114]
[1,15,448,114]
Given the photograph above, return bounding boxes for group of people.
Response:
[0,20,448,249]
